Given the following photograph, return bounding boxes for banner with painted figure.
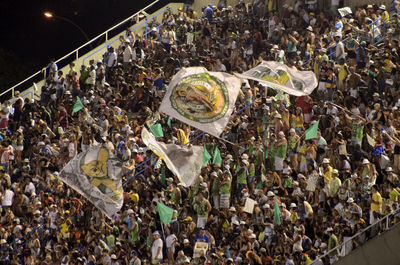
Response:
[159,67,241,137]
[141,128,203,187]
[235,61,318,96]
[59,146,123,218]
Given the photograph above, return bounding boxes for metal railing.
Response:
[310,208,400,264]
[1,0,165,100]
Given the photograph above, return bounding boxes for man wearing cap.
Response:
[236,159,248,198]
[345,197,362,226]
[322,158,333,183]
[328,169,341,197]
[129,250,141,265]
[274,131,287,172]
[151,231,163,264]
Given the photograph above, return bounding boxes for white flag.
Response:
[59,146,123,218]
[141,128,203,187]
[235,61,318,96]
[159,67,241,137]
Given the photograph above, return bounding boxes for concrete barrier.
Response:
[334,223,400,265]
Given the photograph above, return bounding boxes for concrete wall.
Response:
[334,223,400,265]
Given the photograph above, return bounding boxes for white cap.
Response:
[290,203,297,208]
[281,203,286,208]
[332,169,339,174]
[362,159,370,165]
[289,128,295,133]
[267,191,274,197]
[240,220,246,225]
[322,158,330,164]
[278,131,285,137]
[111,254,117,259]
[244,30,250,34]
[127,209,134,214]
[229,206,236,212]
[263,204,270,209]
[34,210,41,215]
[232,220,240,226]
[249,234,256,239]
[320,242,327,249]
[201,182,208,188]
[347,197,354,203]
[241,153,248,159]
[293,181,299,186]
[211,172,218,177]
[326,227,334,233]
[386,167,393,172]
[183,239,190,244]
[242,160,249,166]
[275,113,282,119]
[0,239,6,244]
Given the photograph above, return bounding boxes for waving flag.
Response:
[142,128,203,187]
[159,67,241,137]
[235,61,318,96]
[59,146,123,218]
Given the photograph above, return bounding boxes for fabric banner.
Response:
[338,7,352,17]
[159,67,241,137]
[59,146,123,218]
[235,61,318,96]
[141,128,203,187]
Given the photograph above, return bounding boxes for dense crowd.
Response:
[1,0,400,264]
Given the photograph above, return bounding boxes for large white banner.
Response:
[235,61,318,96]
[59,146,123,218]
[142,128,203,187]
[159,67,241,137]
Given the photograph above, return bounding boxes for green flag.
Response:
[150,123,164,138]
[203,145,212,166]
[273,198,281,225]
[212,147,222,166]
[305,120,320,140]
[73,97,84,113]
[167,117,172,129]
[157,201,174,225]
[161,167,166,187]
[263,149,268,159]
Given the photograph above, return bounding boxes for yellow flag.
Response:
[366,134,375,147]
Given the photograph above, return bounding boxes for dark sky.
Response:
[0,0,166,90]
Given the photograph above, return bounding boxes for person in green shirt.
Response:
[327,227,339,262]
[236,159,248,198]
[210,171,220,209]
[219,170,232,209]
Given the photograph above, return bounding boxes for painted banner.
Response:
[159,67,241,137]
[141,128,203,187]
[59,146,123,218]
[235,61,318,96]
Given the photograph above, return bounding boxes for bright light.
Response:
[44,12,54,18]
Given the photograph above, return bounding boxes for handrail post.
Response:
[145,20,148,40]
[106,31,108,42]
[76,50,79,60]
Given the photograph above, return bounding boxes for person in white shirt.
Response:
[326,102,338,116]
[0,100,10,129]
[151,231,163,264]
[214,59,226,72]
[24,177,36,197]
[2,185,13,208]
[166,230,178,264]
[106,47,118,69]
[123,40,133,68]
[334,34,345,61]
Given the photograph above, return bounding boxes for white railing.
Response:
[2,0,163,100]
[310,208,400,264]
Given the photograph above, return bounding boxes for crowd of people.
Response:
[1,0,400,264]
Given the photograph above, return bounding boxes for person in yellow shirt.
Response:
[336,59,348,91]
[370,185,382,224]
[329,169,342,197]
[389,182,399,209]
[322,158,333,183]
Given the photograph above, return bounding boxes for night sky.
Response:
[0,0,165,91]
